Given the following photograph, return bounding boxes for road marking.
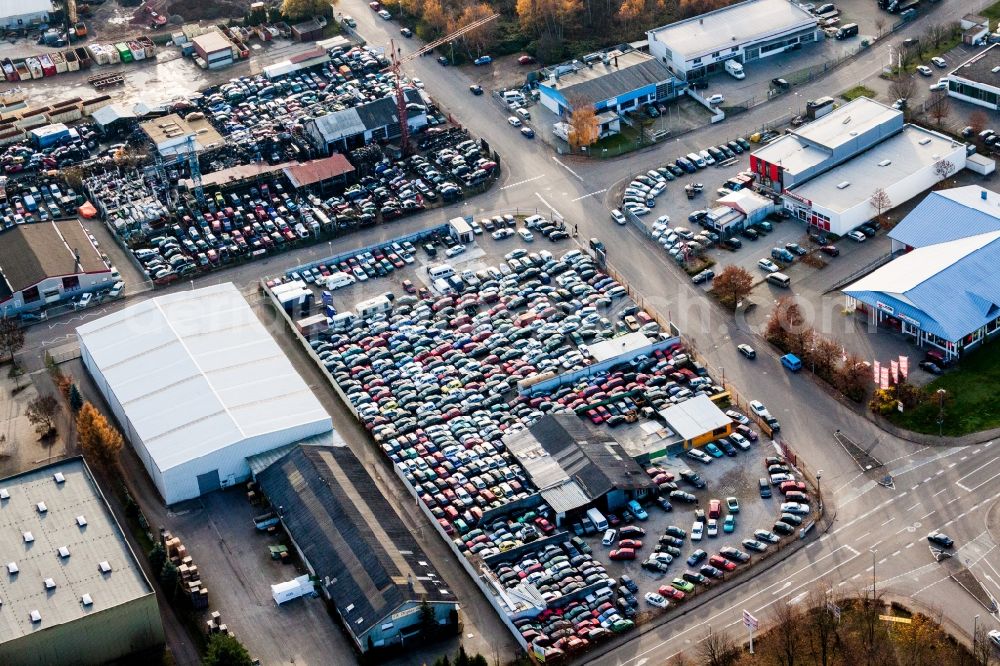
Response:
[871,539,885,548]
[950,462,957,468]
[959,467,1000,494]
[933,488,948,497]
[957,483,972,492]
[788,591,808,605]
[500,175,544,190]
[571,189,607,202]
[881,517,895,526]
[923,477,932,483]
[855,531,871,542]
[892,550,901,557]
[878,558,888,565]
[772,581,792,595]
[551,156,584,181]
[906,502,920,511]
[906,542,915,549]
[962,456,969,461]
[936,470,944,476]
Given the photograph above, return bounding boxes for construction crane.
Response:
[385,12,498,154]
[184,134,204,205]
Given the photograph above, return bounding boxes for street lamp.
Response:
[937,388,947,437]
[816,469,823,512]
[975,613,980,642]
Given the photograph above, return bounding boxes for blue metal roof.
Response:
[845,234,1000,342]
[889,189,1000,249]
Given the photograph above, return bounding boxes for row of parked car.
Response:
[2,121,100,175]
[0,176,84,227]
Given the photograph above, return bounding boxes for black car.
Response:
[927,532,954,548]
[679,469,706,488]
[720,546,750,563]
[690,79,709,90]
[620,574,639,593]
[728,140,744,154]
[738,344,756,359]
[469,84,483,95]
[771,77,790,89]
[820,245,840,257]
[692,269,715,284]
[683,571,709,586]
[759,478,772,498]
[667,164,685,177]
[655,496,673,511]
[718,439,737,457]
[643,558,670,573]
[919,360,943,375]
[742,227,760,240]
[722,237,743,251]
[858,224,877,237]
[785,242,808,256]
[700,564,724,579]
[400,27,413,37]
[669,490,698,503]
[437,56,449,65]
[772,520,795,535]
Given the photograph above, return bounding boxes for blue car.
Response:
[474,55,493,65]
[687,549,707,566]
[704,443,724,458]
[628,500,649,521]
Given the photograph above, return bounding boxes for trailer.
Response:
[64,49,80,71]
[51,52,67,74]
[271,574,314,605]
[88,72,125,90]
[253,511,280,530]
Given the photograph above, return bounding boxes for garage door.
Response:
[197,470,221,496]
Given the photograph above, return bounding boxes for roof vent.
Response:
[36,502,47,514]
[81,593,93,606]
[23,531,33,543]
[98,561,112,574]
[76,515,87,527]
[983,190,989,200]
[993,66,1000,73]
[7,562,18,574]
[878,159,891,166]
[918,137,932,145]
[0,488,8,500]
[53,472,65,484]
[836,181,850,189]
[58,546,70,559]
[44,578,56,590]
[345,603,355,612]
[842,116,852,124]
[29,610,41,624]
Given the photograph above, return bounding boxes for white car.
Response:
[75,292,93,309]
[706,518,718,537]
[352,266,369,281]
[749,400,771,418]
[445,244,467,257]
[848,230,867,242]
[624,204,651,216]
[507,116,522,127]
[758,258,780,273]
[411,77,424,89]
[707,93,725,105]
[378,9,391,19]
[989,629,1000,649]
[916,65,932,76]
[602,528,618,546]
[931,56,947,68]
[650,551,673,565]
[656,214,671,225]
[611,209,627,225]
[781,502,811,515]
[929,79,948,91]
[691,521,704,541]
[518,228,534,242]
[645,592,670,609]
[726,409,749,425]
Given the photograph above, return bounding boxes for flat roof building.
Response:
[658,394,733,452]
[77,283,333,504]
[0,0,52,30]
[537,48,682,117]
[303,90,427,154]
[504,414,653,519]
[783,124,965,236]
[0,458,164,665]
[0,220,115,316]
[140,112,224,158]
[647,0,819,80]
[253,443,458,654]
[948,43,1000,111]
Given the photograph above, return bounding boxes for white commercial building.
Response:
[0,0,52,30]
[783,125,966,236]
[77,283,333,504]
[947,43,1000,111]
[647,0,819,81]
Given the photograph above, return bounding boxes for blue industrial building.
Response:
[537,48,682,119]
[843,186,1000,361]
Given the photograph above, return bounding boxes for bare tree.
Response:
[766,600,804,665]
[804,586,841,666]
[870,187,892,222]
[929,90,951,127]
[888,74,916,104]
[698,627,739,666]
[874,15,886,39]
[970,109,989,135]
[973,624,995,666]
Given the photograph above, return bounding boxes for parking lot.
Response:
[258,220,820,660]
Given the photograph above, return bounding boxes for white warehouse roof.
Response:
[76,283,332,497]
[659,394,730,441]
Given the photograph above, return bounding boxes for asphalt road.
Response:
[22,0,1000,661]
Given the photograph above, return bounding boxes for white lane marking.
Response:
[906,542,915,549]
[960,468,1000,494]
[957,483,972,492]
[501,175,544,190]
[891,550,901,557]
[571,189,607,202]
[878,558,888,565]
[906,502,920,511]
[933,488,948,497]
[772,581,792,596]
[881,517,895,526]
[551,156,584,181]
[921,511,936,519]
[855,531,871,542]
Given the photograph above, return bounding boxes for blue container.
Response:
[321,290,332,305]
[325,304,337,317]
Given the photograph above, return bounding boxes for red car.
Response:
[402,279,416,293]
[535,517,555,534]
[609,548,636,561]
[780,480,807,495]
[658,585,686,601]
[709,555,737,571]
[708,499,721,519]
[820,245,840,256]
[518,54,536,65]
[618,539,643,549]
[736,424,758,441]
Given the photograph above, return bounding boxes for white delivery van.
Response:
[330,311,357,330]
[724,59,745,79]
[586,507,608,531]
[428,263,456,280]
[433,277,454,295]
[324,271,356,289]
[356,295,393,319]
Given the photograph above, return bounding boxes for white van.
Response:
[433,277,454,295]
[428,263,455,280]
[586,507,608,531]
[686,152,706,168]
[330,311,357,330]
[767,272,791,288]
[515,108,531,121]
[356,295,393,319]
[325,271,356,289]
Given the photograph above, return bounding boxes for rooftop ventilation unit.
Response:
[836,181,850,189]
[842,116,852,124]
[7,562,17,574]
[53,472,65,484]
[76,515,87,527]
[29,610,41,623]
[0,488,8,500]
[878,159,891,166]
[81,593,93,606]
[918,137,932,145]
[23,531,33,543]
[58,546,70,558]
[98,561,112,574]
[44,578,55,590]
[37,501,47,513]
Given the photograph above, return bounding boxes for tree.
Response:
[455,646,470,666]
[616,0,644,29]
[418,598,437,638]
[280,0,329,21]
[76,401,124,467]
[836,353,871,402]
[888,74,916,105]
[421,0,447,33]
[148,542,167,577]
[802,335,841,380]
[69,384,83,412]
[698,627,738,666]
[970,109,989,135]
[765,600,803,665]
[712,265,753,309]
[928,90,951,127]
[0,316,24,364]
[159,559,179,597]
[449,4,498,56]
[679,0,729,18]
[567,99,599,149]
[765,296,806,349]
[26,394,58,438]
[869,187,892,222]
[874,15,886,38]
[204,633,253,666]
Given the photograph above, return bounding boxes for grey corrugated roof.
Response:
[557,57,673,105]
[309,108,365,142]
[246,431,340,477]
[505,415,652,513]
[256,445,454,639]
[355,90,423,131]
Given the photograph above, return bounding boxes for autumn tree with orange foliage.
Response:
[422,0,448,32]
[567,99,599,149]
[77,401,124,467]
[678,0,730,18]
[448,3,499,55]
